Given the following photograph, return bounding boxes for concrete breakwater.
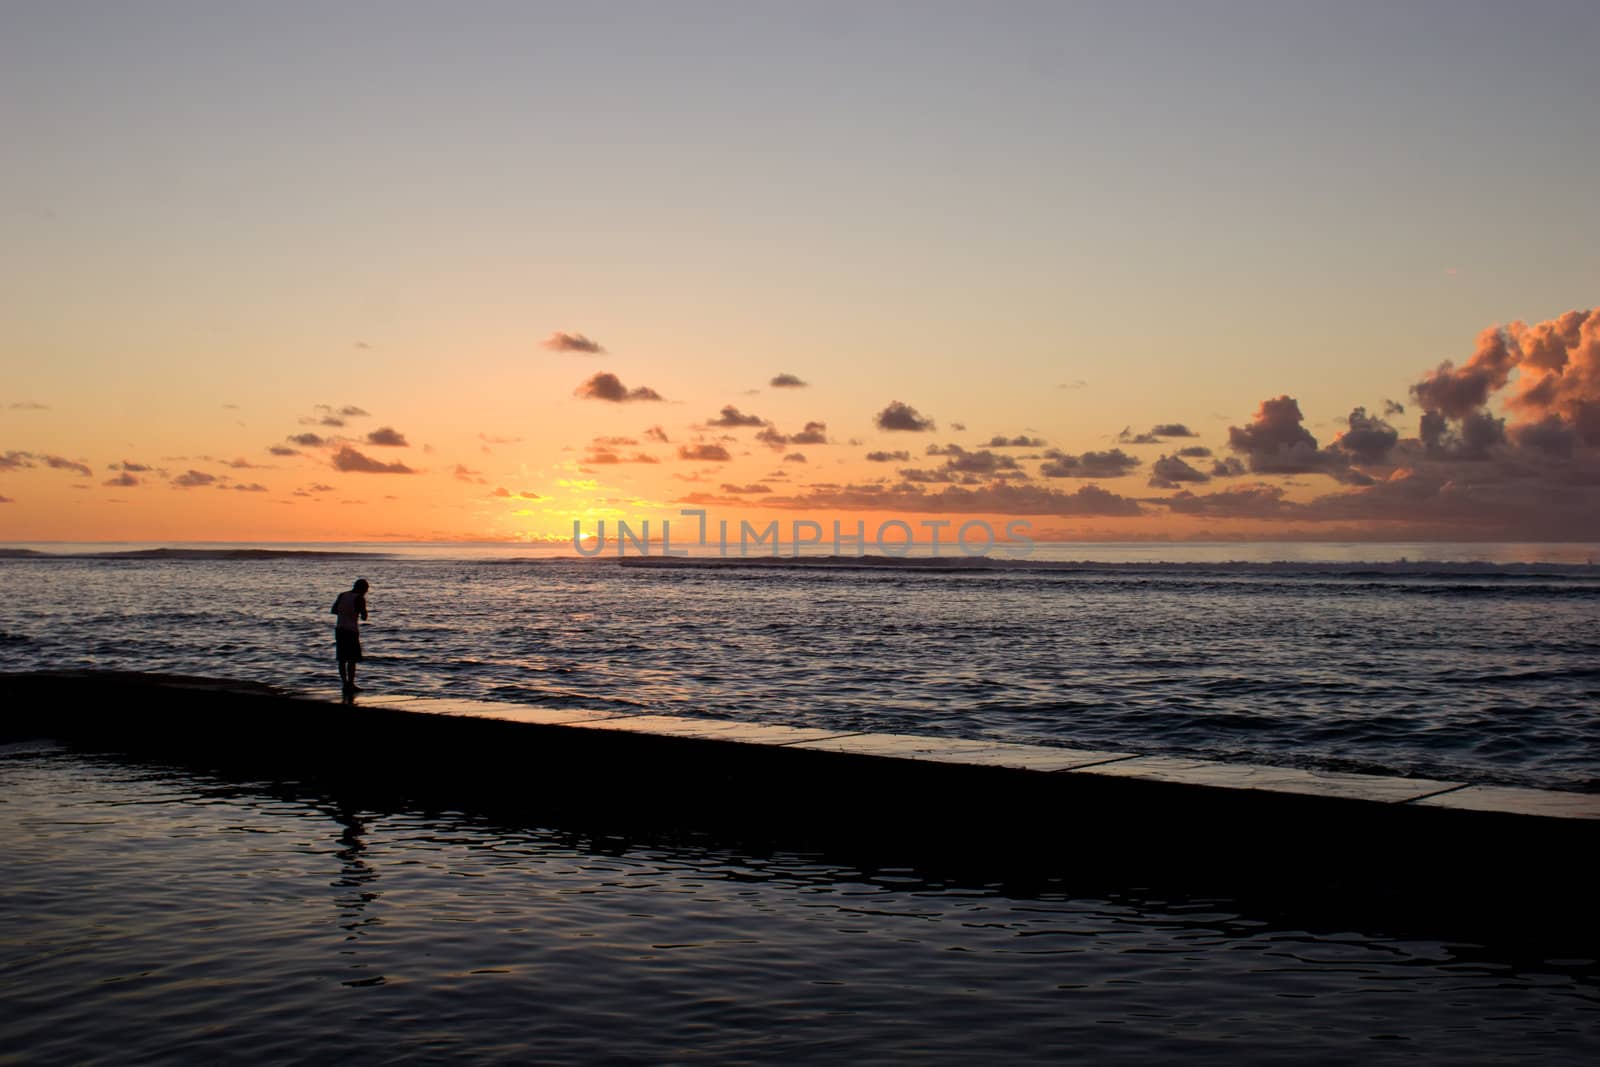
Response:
[4,670,1596,945]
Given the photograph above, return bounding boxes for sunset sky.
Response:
[3,1,1597,543]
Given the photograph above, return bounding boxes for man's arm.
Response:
[358,596,368,622]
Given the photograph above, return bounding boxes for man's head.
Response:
[353,579,370,593]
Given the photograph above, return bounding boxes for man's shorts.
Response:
[335,628,363,662]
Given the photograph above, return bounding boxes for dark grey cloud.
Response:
[102,472,140,487]
[288,433,327,447]
[1176,446,1212,458]
[783,452,807,463]
[874,400,935,432]
[986,435,1047,447]
[1039,448,1140,478]
[770,373,808,388]
[1147,454,1211,489]
[1332,407,1400,464]
[230,483,268,492]
[756,421,829,449]
[788,421,829,445]
[584,448,660,465]
[763,481,1142,516]
[575,372,664,403]
[1227,395,1330,474]
[268,445,300,457]
[706,405,767,428]
[719,483,772,494]
[365,426,409,447]
[543,331,606,354]
[1119,424,1196,445]
[678,443,732,462]
[33,454,93,477]
[921,444,1022,475]
[330,446,416,474]
[172,469,218,488]
[1419,409,1504,461]
[865,450,910,462]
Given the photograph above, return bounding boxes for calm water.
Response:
[2,741,1596,1065]
[2,541,1598,791]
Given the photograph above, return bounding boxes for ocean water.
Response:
[2,541,1598,792]
[2,741,1596,1065]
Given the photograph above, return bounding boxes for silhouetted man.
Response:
[331,578,370,691]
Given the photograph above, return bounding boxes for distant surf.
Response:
[0,547,388,561]
[618,553,1600,579]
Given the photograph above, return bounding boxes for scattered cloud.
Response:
[1332,407,1400,464]
[330,446,416,474]
[1039,448,1140,478]
[26,454,94,477]
[874,400,935,432]
[705,405,767,428]
[230,482,268,492]
[764,481,1143,516]
[986,435,1047,447]
[171,470,218,488]
[1176,445,1212,458]
[678,443,733,462]
[719,483,773,494]
[865,450,910,462]
[584,447,661,465]
[543,331,606,354]
[8,401,48,411]
[770,373,808,388]
[1227,396,1327,473]
[1147,454,1211,488]
[102,472,140,487]
[574,372,664,403]
[365,426,409,447]
[644,425,669,443]
[288,433,327,448]
[1119,423,1197,444]
[268,445,301,456]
